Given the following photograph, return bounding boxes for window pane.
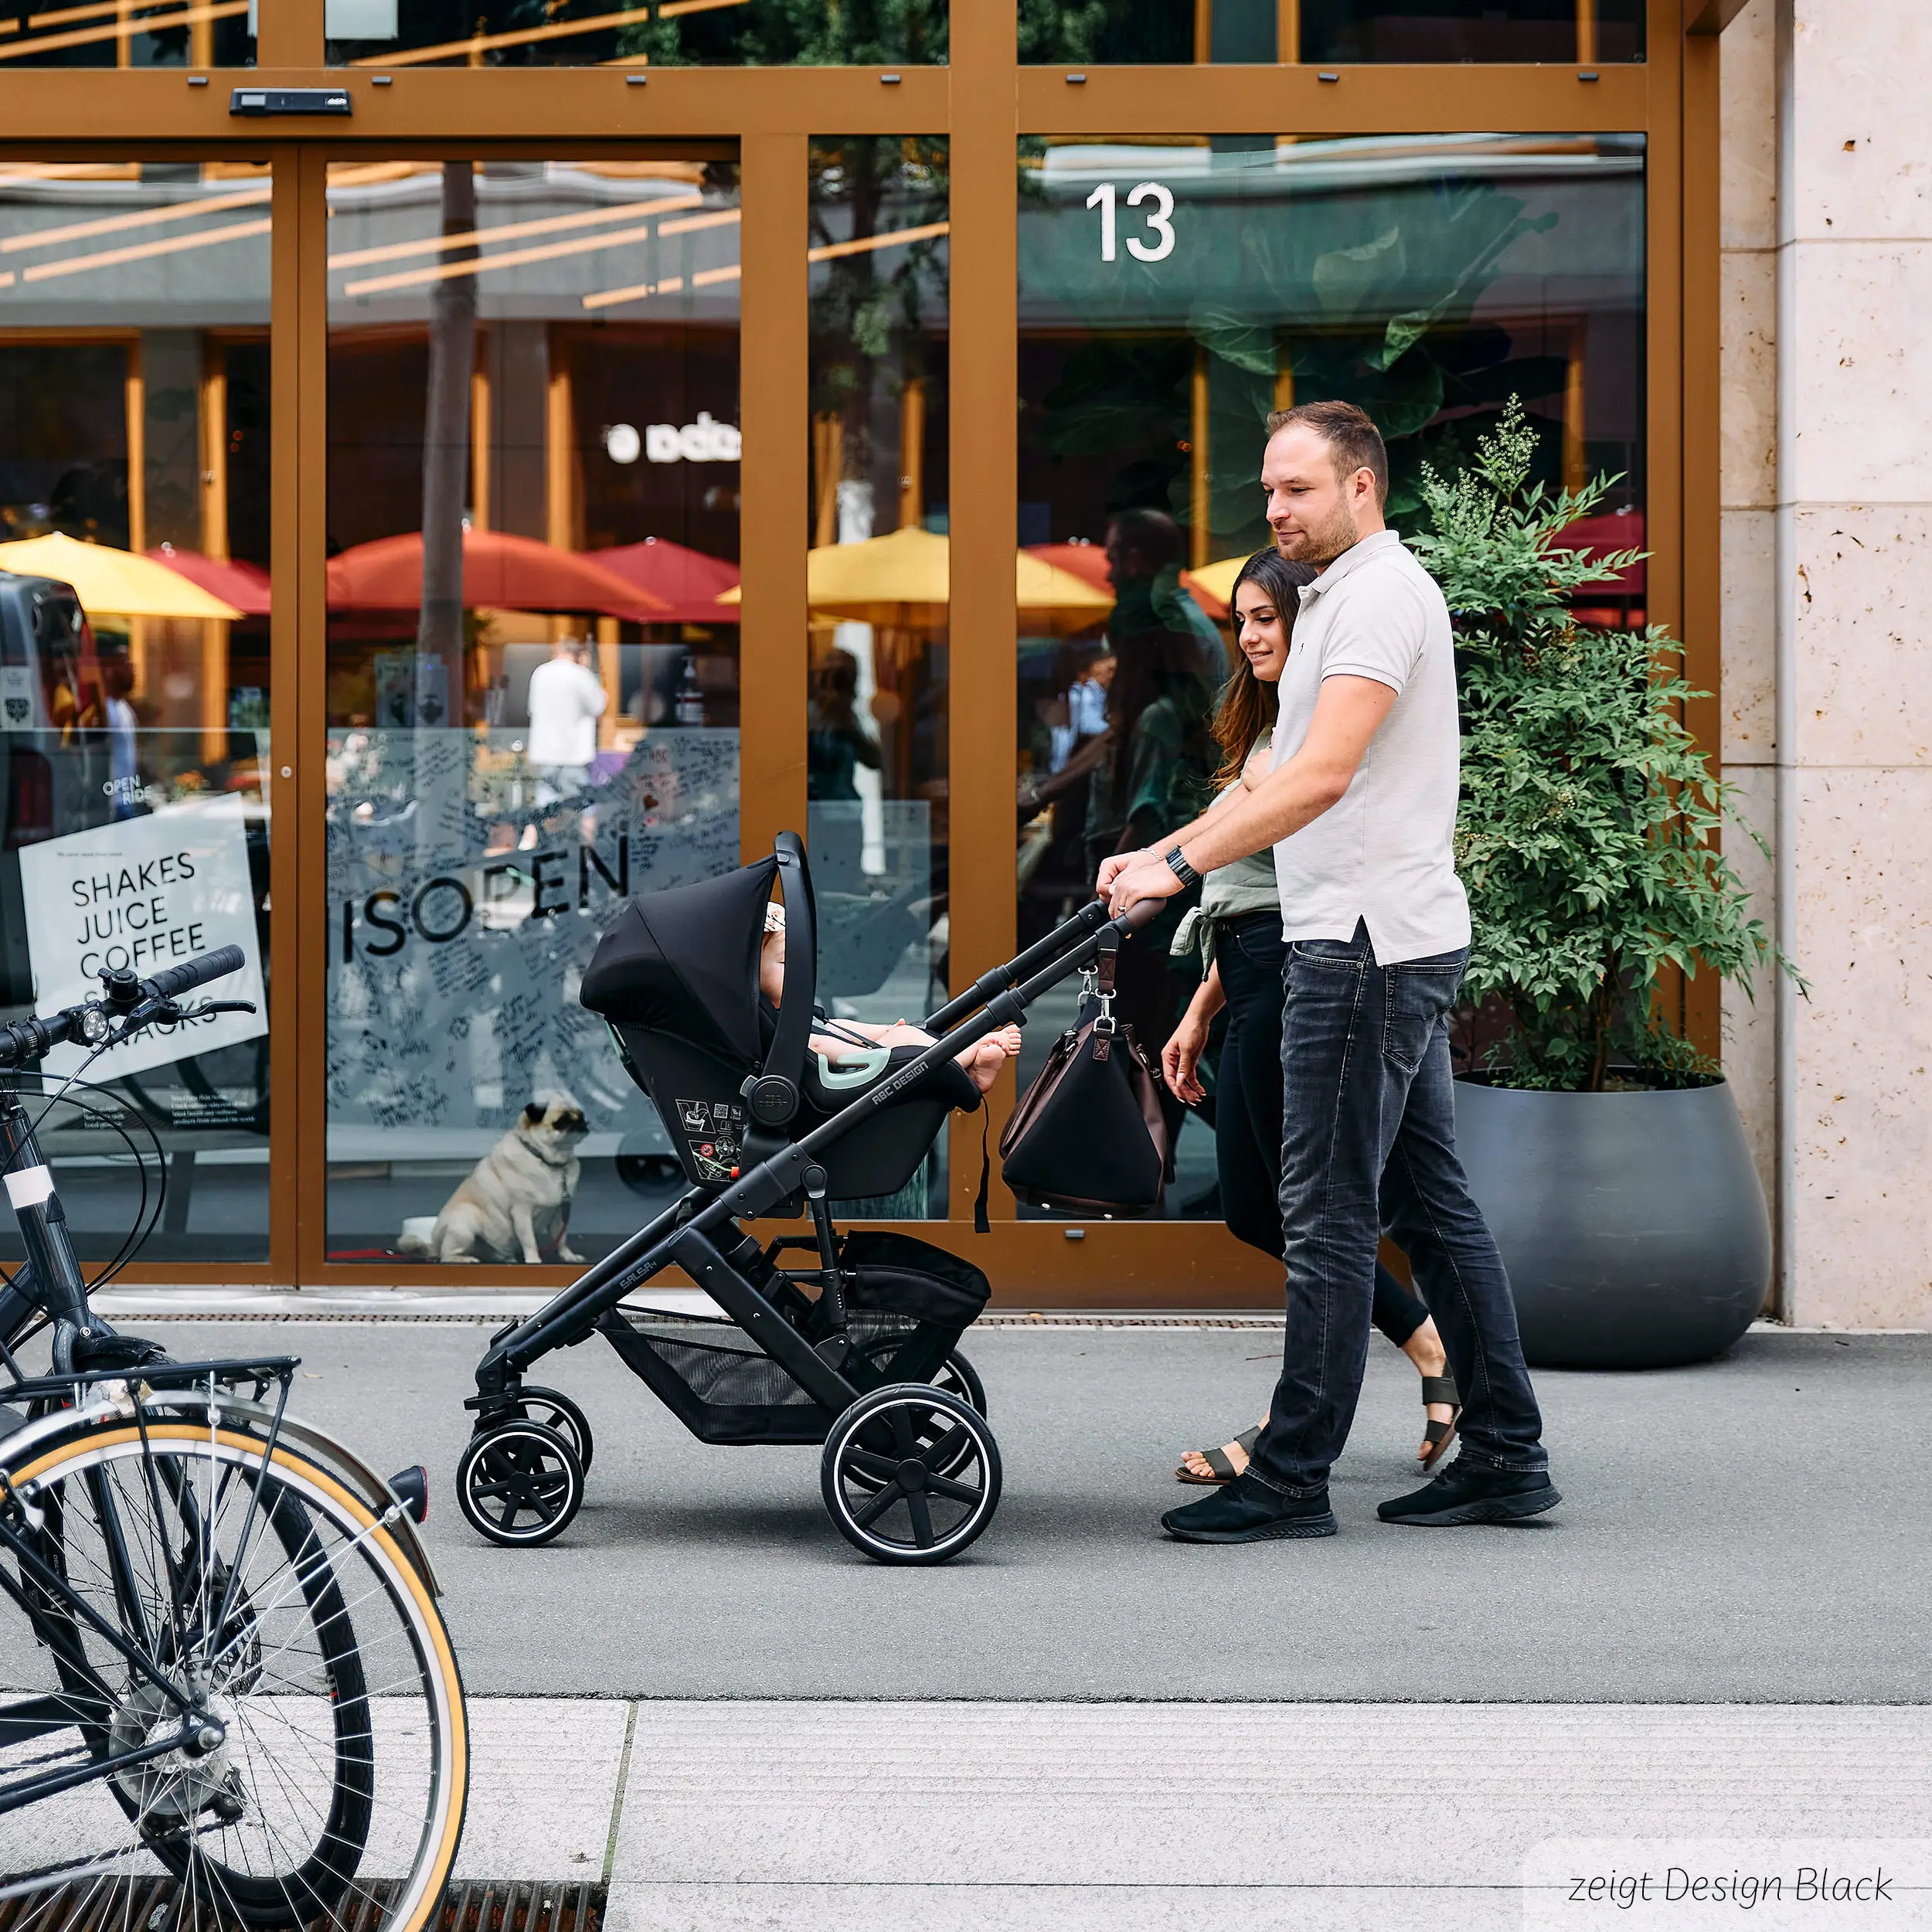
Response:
[1019,2,1643,63]
[0,162,273,1264]
[0,4,254,66]
[325,158,741,1264]
[330,2,946,68]
[807,138,950,1218]
[1015,132,1645,1220]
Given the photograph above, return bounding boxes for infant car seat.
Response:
[580,836,974,1201]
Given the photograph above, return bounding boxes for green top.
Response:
[1171,735,1281,966]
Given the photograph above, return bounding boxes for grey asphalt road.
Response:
[30,1318,1932,1703]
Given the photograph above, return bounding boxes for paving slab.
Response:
[603,1702,1932,1932]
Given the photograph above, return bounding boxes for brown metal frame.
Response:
[0,0,1716,1304]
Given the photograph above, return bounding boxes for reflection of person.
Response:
[526,638,606,806]
[760,904,1018,1094]
[1162,549,1461,1482]
[102,656,138,815]
[1101,400,1556,1545]
[805,647,882,801]
[1088,509,1219,1145]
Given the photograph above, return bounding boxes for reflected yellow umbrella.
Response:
[716,526,1114,634]
[0,530,243,620]
[1184,553,1263,614]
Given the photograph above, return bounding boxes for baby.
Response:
[760,904,1022,1095]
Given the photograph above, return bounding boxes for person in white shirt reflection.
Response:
[526,637,607,809]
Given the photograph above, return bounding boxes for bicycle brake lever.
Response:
[185,999,257,1019]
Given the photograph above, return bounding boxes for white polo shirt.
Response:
[1268,528,1471,964]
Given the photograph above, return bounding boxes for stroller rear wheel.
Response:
[508,1384,594,1473]
[821,1383,1002,1566]
[457,1419,584,1547]
[850,1337,986,1418]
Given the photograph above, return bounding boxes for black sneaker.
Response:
[1161,1471,1338,1544]
[1378,1458,1560,1526]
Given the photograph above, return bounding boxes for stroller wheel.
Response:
[510,1384,595,1474]
[457,1420,584,1548]
[851,1338,986,1420]
[821,1383,1002,1566]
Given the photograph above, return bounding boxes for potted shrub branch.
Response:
[1410,403,1798,1369]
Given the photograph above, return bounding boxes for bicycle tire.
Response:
[2,1420,468,1931]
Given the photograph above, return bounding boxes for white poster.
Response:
[18,797,269,1078]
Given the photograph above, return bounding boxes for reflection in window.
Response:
[330,0,945,67]
[807,138,950,1217]
[1020,0,1642,63]
[1015,133,1645,1218]
[0,163,272,1262]
[0,4,254,66]
[324,158,743,1262]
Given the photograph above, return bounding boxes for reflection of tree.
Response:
[623,0,944,64]
[1028,158,1578,546]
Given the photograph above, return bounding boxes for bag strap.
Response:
[973,1100,991,1234]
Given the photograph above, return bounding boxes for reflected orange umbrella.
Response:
[148,543,272,617]
[327,528,668,621]
[587,537,740,626]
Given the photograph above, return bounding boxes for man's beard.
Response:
[1273,498,1359,566]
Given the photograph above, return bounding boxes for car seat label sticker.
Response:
[676,1098,744,1181]
[4,1164,54,1209]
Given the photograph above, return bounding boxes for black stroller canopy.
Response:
[580,854,780,1068]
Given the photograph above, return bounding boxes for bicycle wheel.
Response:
[0,1420,467,1931]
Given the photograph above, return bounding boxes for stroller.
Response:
[456,831,1151,1564]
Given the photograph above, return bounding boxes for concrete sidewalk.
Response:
[106,1318,1932,1703]
[463,1697,1932,1930]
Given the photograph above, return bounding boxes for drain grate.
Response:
[0,1880,603,1932]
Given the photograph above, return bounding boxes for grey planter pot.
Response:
[1453,1076,1770,1369]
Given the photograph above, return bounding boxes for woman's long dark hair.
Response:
[1211,549,1318,789]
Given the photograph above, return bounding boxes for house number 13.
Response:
[1086,181,1176,263]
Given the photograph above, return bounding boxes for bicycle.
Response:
[0,949,469,1930]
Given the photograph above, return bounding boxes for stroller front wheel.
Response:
[457,1419,585,1548]
[821,1383,1002,1566]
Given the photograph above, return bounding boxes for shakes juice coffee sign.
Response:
[17,794,269,1077]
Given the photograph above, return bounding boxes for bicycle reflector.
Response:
[388,1464,430,1524]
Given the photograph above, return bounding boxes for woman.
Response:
[1162,549,1461,1481]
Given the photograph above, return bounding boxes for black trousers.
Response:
[1213,913,1431,1350]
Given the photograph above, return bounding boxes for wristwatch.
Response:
[1164,844,1202,888]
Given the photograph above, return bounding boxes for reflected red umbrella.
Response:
[327,527,668,621]
[148,543,272,617]
[1561,508,1645,594]
[587,537,740,626]
[1024,540,1227,622]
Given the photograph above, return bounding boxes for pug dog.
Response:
[400,1094,590,1264]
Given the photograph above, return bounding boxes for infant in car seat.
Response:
[760,904,1022,1095]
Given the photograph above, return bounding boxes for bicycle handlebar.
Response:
[142,944,246,1004]
[0,947,247,1073]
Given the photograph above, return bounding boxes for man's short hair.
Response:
[1266,400,1388,508]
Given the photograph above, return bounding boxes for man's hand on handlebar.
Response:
[1099,846,1185,919]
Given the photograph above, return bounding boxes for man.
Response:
[526,636,606,808]
[1099,400,1558,1543]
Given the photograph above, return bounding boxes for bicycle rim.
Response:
[0,1423,467,1932]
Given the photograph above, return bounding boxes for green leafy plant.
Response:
[1409,400,1796,1093]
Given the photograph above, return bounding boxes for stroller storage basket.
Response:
[600,1233,990,1447]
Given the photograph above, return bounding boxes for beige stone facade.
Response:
[1723,0,1932,1327]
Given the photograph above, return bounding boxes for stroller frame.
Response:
[457,832,1156,1564]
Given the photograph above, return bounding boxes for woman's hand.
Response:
[1162,1005,1209,1104]
[1162,964,1226,1104]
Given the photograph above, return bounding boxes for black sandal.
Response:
[1175,1424,1260,1486]
[1419,1373,1461,1469]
